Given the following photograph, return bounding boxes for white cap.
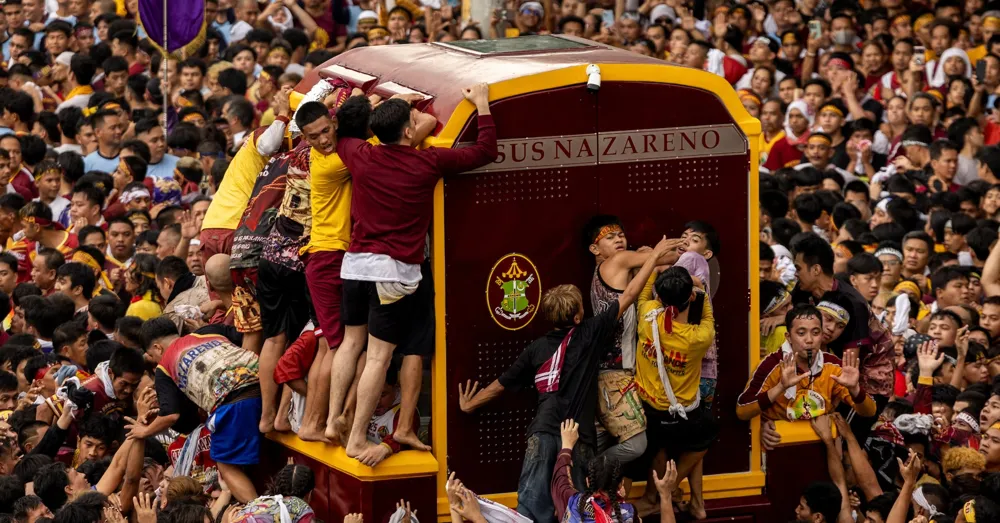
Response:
[55,51,74,67]
[649,4,675,22]
[357,9,377,20]
[230,21,253,43]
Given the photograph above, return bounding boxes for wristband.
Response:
[918,375,933,386]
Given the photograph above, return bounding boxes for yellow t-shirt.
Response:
[968,45,987,65]
[201,129,269,231]
[759,130,785,167]
[260,108,276,128]
[303,137,378,254]
[635,274,715,410]
[761,326,786,356]
[125,294,162,321]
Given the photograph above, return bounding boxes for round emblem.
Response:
[486,253,541,331]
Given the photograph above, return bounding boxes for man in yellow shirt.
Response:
[289,90,436,444]
[198,88,294,267]
[633,265,716,519]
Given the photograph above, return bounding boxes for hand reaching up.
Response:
[560,419,579,450]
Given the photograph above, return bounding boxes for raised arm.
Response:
[833,413,883,501]
[458,379,505,414]
[605,242,682,274]
[434,84,498,175]
[115,423,146,512]
[811,416,853,523]
[984,240,1000,297]
[618,237,678,316]
[94,437,135,495]
[283,0,319,37]
[886,451,921,523]
[551,420,580,515]
[255,88,293,156]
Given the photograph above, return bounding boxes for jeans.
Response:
[516,432,594,523]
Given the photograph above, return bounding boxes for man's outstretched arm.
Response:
[436,83,498,175]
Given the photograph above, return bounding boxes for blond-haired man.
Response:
[456,237,673,523]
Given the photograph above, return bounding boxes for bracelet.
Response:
[806,51,816,57]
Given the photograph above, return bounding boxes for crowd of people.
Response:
[10,0,1000,521]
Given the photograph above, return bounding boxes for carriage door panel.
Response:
[596,81,752,476]
[445,85,601,496]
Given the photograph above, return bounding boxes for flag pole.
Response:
[161,0,168,136]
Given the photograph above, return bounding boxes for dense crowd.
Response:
[7,0,1000,522]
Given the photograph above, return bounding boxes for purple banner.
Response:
[138,0,205,54]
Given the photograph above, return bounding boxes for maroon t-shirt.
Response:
[336,115,498,264]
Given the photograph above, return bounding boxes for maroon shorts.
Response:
[274,330,318,384]
[199,228,235,267]
[304,250,344,349]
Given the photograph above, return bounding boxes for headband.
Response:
[181,113,204,123]
[985,16,1000,29]
[117,159,132,180]
[39,166,63,179]
[22,215,65,231]
[807,134,832,145]
[592,224,623,245]
[763,288,791,316]
[177,97,194,108]
[126,260,155,280]
[892,14,911,26]
[72,251,113,294]
[912,487,939,517]
[819,104,845,117]
[827,58,851,71]
[834,243,854,260]
[102,103,122,112]
[955,411,980,432]
[782,32,798,45]
[901,139,929,148]
[964,499,977,523]
[34,364,55,381]
[738,89,762,106]
[816,301,850,325]
[894,280,922,297]
[914,13,934,31]
[119,186,150,204]
[875,247,903,261]
[129,215,149,225]
[259,70,277,86]
[367,27,389,39]
[927,90,944,103]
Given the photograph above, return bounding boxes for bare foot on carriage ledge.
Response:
[346,438,373,459]
[273,415,292,433]
[259,417,275,434]
[392,429,431,452]
[325,415,350,445]
[297,424,330,442]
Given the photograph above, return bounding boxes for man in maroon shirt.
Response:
[327,84,498,461]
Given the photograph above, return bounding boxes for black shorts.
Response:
[642,401,718,454]
[342,261,434,355]
[257,260,314,340]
